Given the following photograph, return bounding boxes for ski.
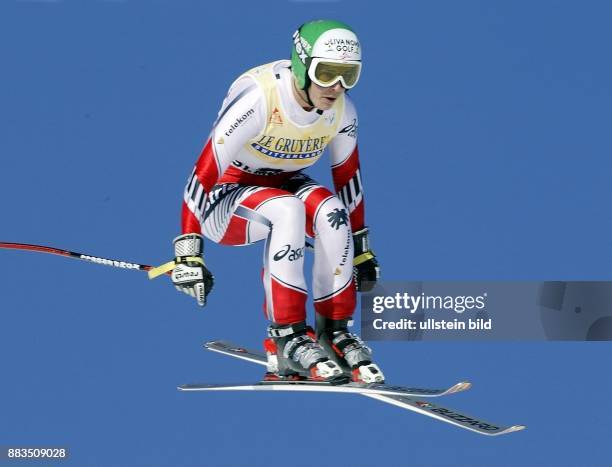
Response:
[198,341,469,397]
[192,340,525,436]
[179,379,471,398]
[363,394,526,436]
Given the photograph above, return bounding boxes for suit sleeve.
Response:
[327,96,365,231]
[182,77,265,234]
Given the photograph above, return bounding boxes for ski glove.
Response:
[353,227,380,292]
[147,233,214,306]
[171,233,214,306]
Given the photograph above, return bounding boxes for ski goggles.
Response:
[308,58,362,89]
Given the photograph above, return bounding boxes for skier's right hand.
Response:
[171,233,214,307]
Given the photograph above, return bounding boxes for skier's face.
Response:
[308,81,345,110]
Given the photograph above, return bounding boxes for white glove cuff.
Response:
[173,233,203,257]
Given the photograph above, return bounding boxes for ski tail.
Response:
[204,340,267,365]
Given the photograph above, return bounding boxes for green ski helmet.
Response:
[291,19,362,90]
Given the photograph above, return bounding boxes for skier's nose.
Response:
[331,82,344,93]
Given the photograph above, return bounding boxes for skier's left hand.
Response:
[352,227,380,292]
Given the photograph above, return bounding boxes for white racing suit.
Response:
[182,60,365,326]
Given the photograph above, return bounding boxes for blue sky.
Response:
[1,1,611,466]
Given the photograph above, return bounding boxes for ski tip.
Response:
[446,381,472,394]
[506,424,527,434]
[488,425,526,436]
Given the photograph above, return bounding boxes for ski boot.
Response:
[264,321,344,382]
[316,314,385,384]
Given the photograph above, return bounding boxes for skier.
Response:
[169,20,383,383]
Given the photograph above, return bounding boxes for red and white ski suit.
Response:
[181,60,365,325]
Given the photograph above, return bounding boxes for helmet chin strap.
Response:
[304,85,315,109]
[292,75,316,110]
